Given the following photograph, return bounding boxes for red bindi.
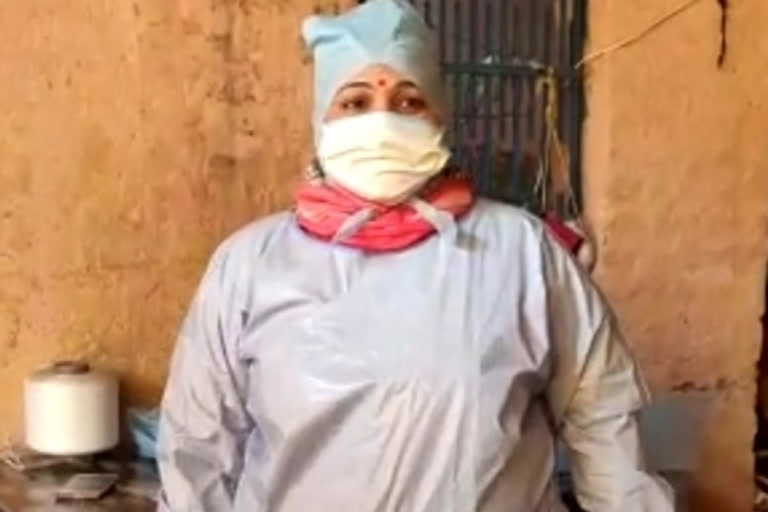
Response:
[376,79,388,88]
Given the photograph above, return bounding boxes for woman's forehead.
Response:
[343,64,417,89]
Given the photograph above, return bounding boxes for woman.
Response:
[157,1,673,510]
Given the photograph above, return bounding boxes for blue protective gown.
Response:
[157,200,674,511]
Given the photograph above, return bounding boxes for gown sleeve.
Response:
[156,246,253,512]
[541,230,675,511]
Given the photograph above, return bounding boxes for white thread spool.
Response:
[24,361,119,456]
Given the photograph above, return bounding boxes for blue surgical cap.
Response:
[302,0,446,139]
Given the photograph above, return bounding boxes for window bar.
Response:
[525,75,536,147]
[558,0,569,71]
[502,4,524,204]
[557,0,571,212]
[481,1,494,194]
[512,4,522,58]
[511,75,523,204]
[569,0,586,208]
[452,0,464,169]
[498,0,508,140]
[467,0,478,142]
[529,0,539,60]
[543,3,553,66]
[439,0,447,65]
[498,0,506,58]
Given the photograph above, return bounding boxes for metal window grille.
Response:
[359,0,586,215]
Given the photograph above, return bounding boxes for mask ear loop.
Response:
[330,207,376,246]
[306,159,373,287]
[325,207,373,292]
[409,198,459,281]
[308,158,374,247]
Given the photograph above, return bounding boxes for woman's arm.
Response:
[156,247,253,512]
[540,230,675,511]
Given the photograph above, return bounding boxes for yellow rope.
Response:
[576,0,706,68]
[535,69,581,221]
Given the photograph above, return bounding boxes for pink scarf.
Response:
[295,176,475,251]
[295,171,583,255]
[543,212,584,254]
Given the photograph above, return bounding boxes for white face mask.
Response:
[317,112,452,203]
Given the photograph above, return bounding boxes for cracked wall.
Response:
[0,0,351,440]
[583,1,768,509]
[1,0,767,509]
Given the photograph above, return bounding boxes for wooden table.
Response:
[0,460,156,512]
[0,460,688,511]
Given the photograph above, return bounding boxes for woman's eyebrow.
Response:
[336,81,374,93]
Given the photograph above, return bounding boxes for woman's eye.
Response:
[396,96,427,113]
[340,97,369,112]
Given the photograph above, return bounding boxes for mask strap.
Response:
[408,198,458,245]
[409,198,458,283]
[331,207,376,245]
